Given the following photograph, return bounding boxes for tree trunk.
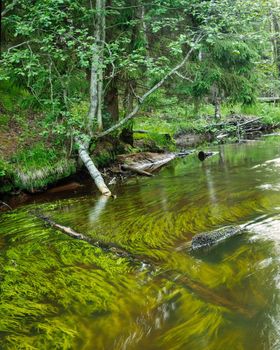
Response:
[76,139,111,196]
[140,4,150,56]
[88,0,105,132]
[272,12,280,78]
[97,0,106,131]
[105,77,119,122]
[96,35,202,138]
[214,96,221,120]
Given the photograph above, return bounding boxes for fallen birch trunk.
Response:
[75,138,111,196]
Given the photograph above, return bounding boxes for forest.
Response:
[1,1,280,350]
[0,0,280,194]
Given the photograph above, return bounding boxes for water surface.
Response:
[1,137,280,349]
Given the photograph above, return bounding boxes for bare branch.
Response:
[6,41,32,53]
[96,35,203,138]
[174,71,193,82]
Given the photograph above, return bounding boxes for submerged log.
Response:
[33,211,133,258]
[191,226,243,250]
[177,274,254,318]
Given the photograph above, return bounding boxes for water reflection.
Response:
[89,195,110,223]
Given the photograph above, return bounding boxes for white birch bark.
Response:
[97,0,106,130]
[88,0,104,132]
[76,139,111,196]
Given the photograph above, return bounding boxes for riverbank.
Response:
[1,102,280,197]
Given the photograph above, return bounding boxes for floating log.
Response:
[191,226,243,250]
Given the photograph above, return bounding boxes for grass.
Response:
[10,144,76,192]
[0,143,76,193]
[134,102,280,138]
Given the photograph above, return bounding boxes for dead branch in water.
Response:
[33,211,132,257]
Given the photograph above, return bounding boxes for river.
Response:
[0,136,280,350]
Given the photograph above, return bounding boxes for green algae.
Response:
[1,140,280,349]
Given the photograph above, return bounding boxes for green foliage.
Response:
[8,143,76,191]
[0,158,11,178]
[0,80,30,112]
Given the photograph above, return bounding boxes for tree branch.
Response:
[174,71,193,82]
[96,35,202,138]
[1,0,19,16]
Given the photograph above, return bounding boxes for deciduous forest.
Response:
[1,1,280,350]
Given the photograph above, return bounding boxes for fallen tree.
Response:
[75,139,111,196]
[96,35,203,139]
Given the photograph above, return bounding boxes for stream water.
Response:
[1,136,280,350]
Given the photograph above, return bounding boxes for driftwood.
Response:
[33,211,135,258]
[204,116,267,142]
[34,211,254,318]
[117,153,176,177]
[118,151,194,176]
[121,164,153,177]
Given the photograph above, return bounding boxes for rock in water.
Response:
[191,226,242,250]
